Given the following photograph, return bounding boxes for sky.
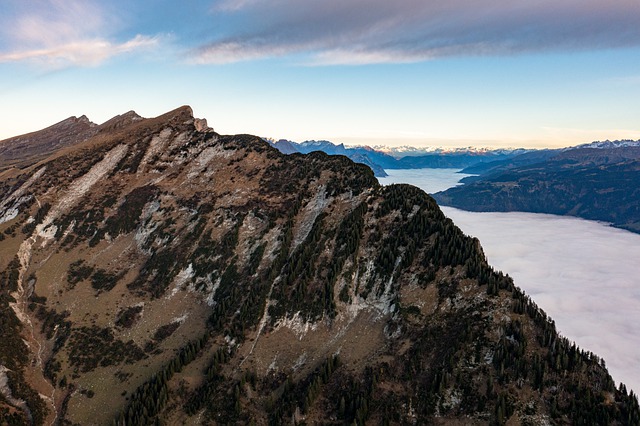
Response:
[379,169,640,394]
[1,0,640,148]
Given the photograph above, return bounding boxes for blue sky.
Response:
[1,0,640,148]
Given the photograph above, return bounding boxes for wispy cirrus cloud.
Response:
[195,0,640,65]
[213,0,263,12]
[0,35,160,68]
[0,0,159,68]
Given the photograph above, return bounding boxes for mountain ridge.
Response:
[436,141,640,233]
[0,107,638,425]
[267,139,530,178]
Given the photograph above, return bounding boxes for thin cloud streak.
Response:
[191,40,306,65]
[0,0,160,67]
[197,0,640,64]
[213,0,262,12]
[0,35,160,68]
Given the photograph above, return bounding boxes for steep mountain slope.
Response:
[435,145,640,233]
[0,107,638,425]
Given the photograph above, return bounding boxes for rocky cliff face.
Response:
[0,107,638,425]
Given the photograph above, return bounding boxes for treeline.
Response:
[333,202,367,303]
[268,355,342,424]
[114,336,208,426]
[270,212,336,321]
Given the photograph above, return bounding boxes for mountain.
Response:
[0,107,638,425]
[374,145,532,158]
[394,151,520,169]
[458,149,559,179]
[435,142,640,233]
[0,115,97,171]
[0,111,145,174]
[573,139,640,150]
[268,139,530,178]
[267,139,391,177]
[269,139,298,155]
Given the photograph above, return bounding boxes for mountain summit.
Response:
[0,107,638,425]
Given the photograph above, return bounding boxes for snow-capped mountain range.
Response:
[572,139,640,150]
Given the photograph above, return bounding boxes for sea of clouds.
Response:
[379,168,640,394]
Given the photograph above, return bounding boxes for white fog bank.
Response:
[380,168,476,193]
[379,169,640,394]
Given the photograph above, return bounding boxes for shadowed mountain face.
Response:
[435,145,640,233]
[0,107,638,425]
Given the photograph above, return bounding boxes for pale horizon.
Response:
[2,1,640,152]
[2,105,639,151]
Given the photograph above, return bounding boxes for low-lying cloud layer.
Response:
[197,0,640,64]
[380,169,640,394]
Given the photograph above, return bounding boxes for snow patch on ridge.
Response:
[0,206,19,224]
[134,200,161,253]
[187,145,235,179]
[173,313,189,324]
[261,225,283,266]
[339,256,400,323]
[292,352,307,371]
[186,275,221,307]
[237,212,266,268]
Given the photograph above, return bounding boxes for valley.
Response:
[380,168,640,395]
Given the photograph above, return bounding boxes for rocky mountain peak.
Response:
[76,114,95,126]
[0,107,638,425]
[96,110,143,133]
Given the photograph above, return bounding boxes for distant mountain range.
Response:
[267,137,640,233]
[434,140,640,233]
[267,139,531,177]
